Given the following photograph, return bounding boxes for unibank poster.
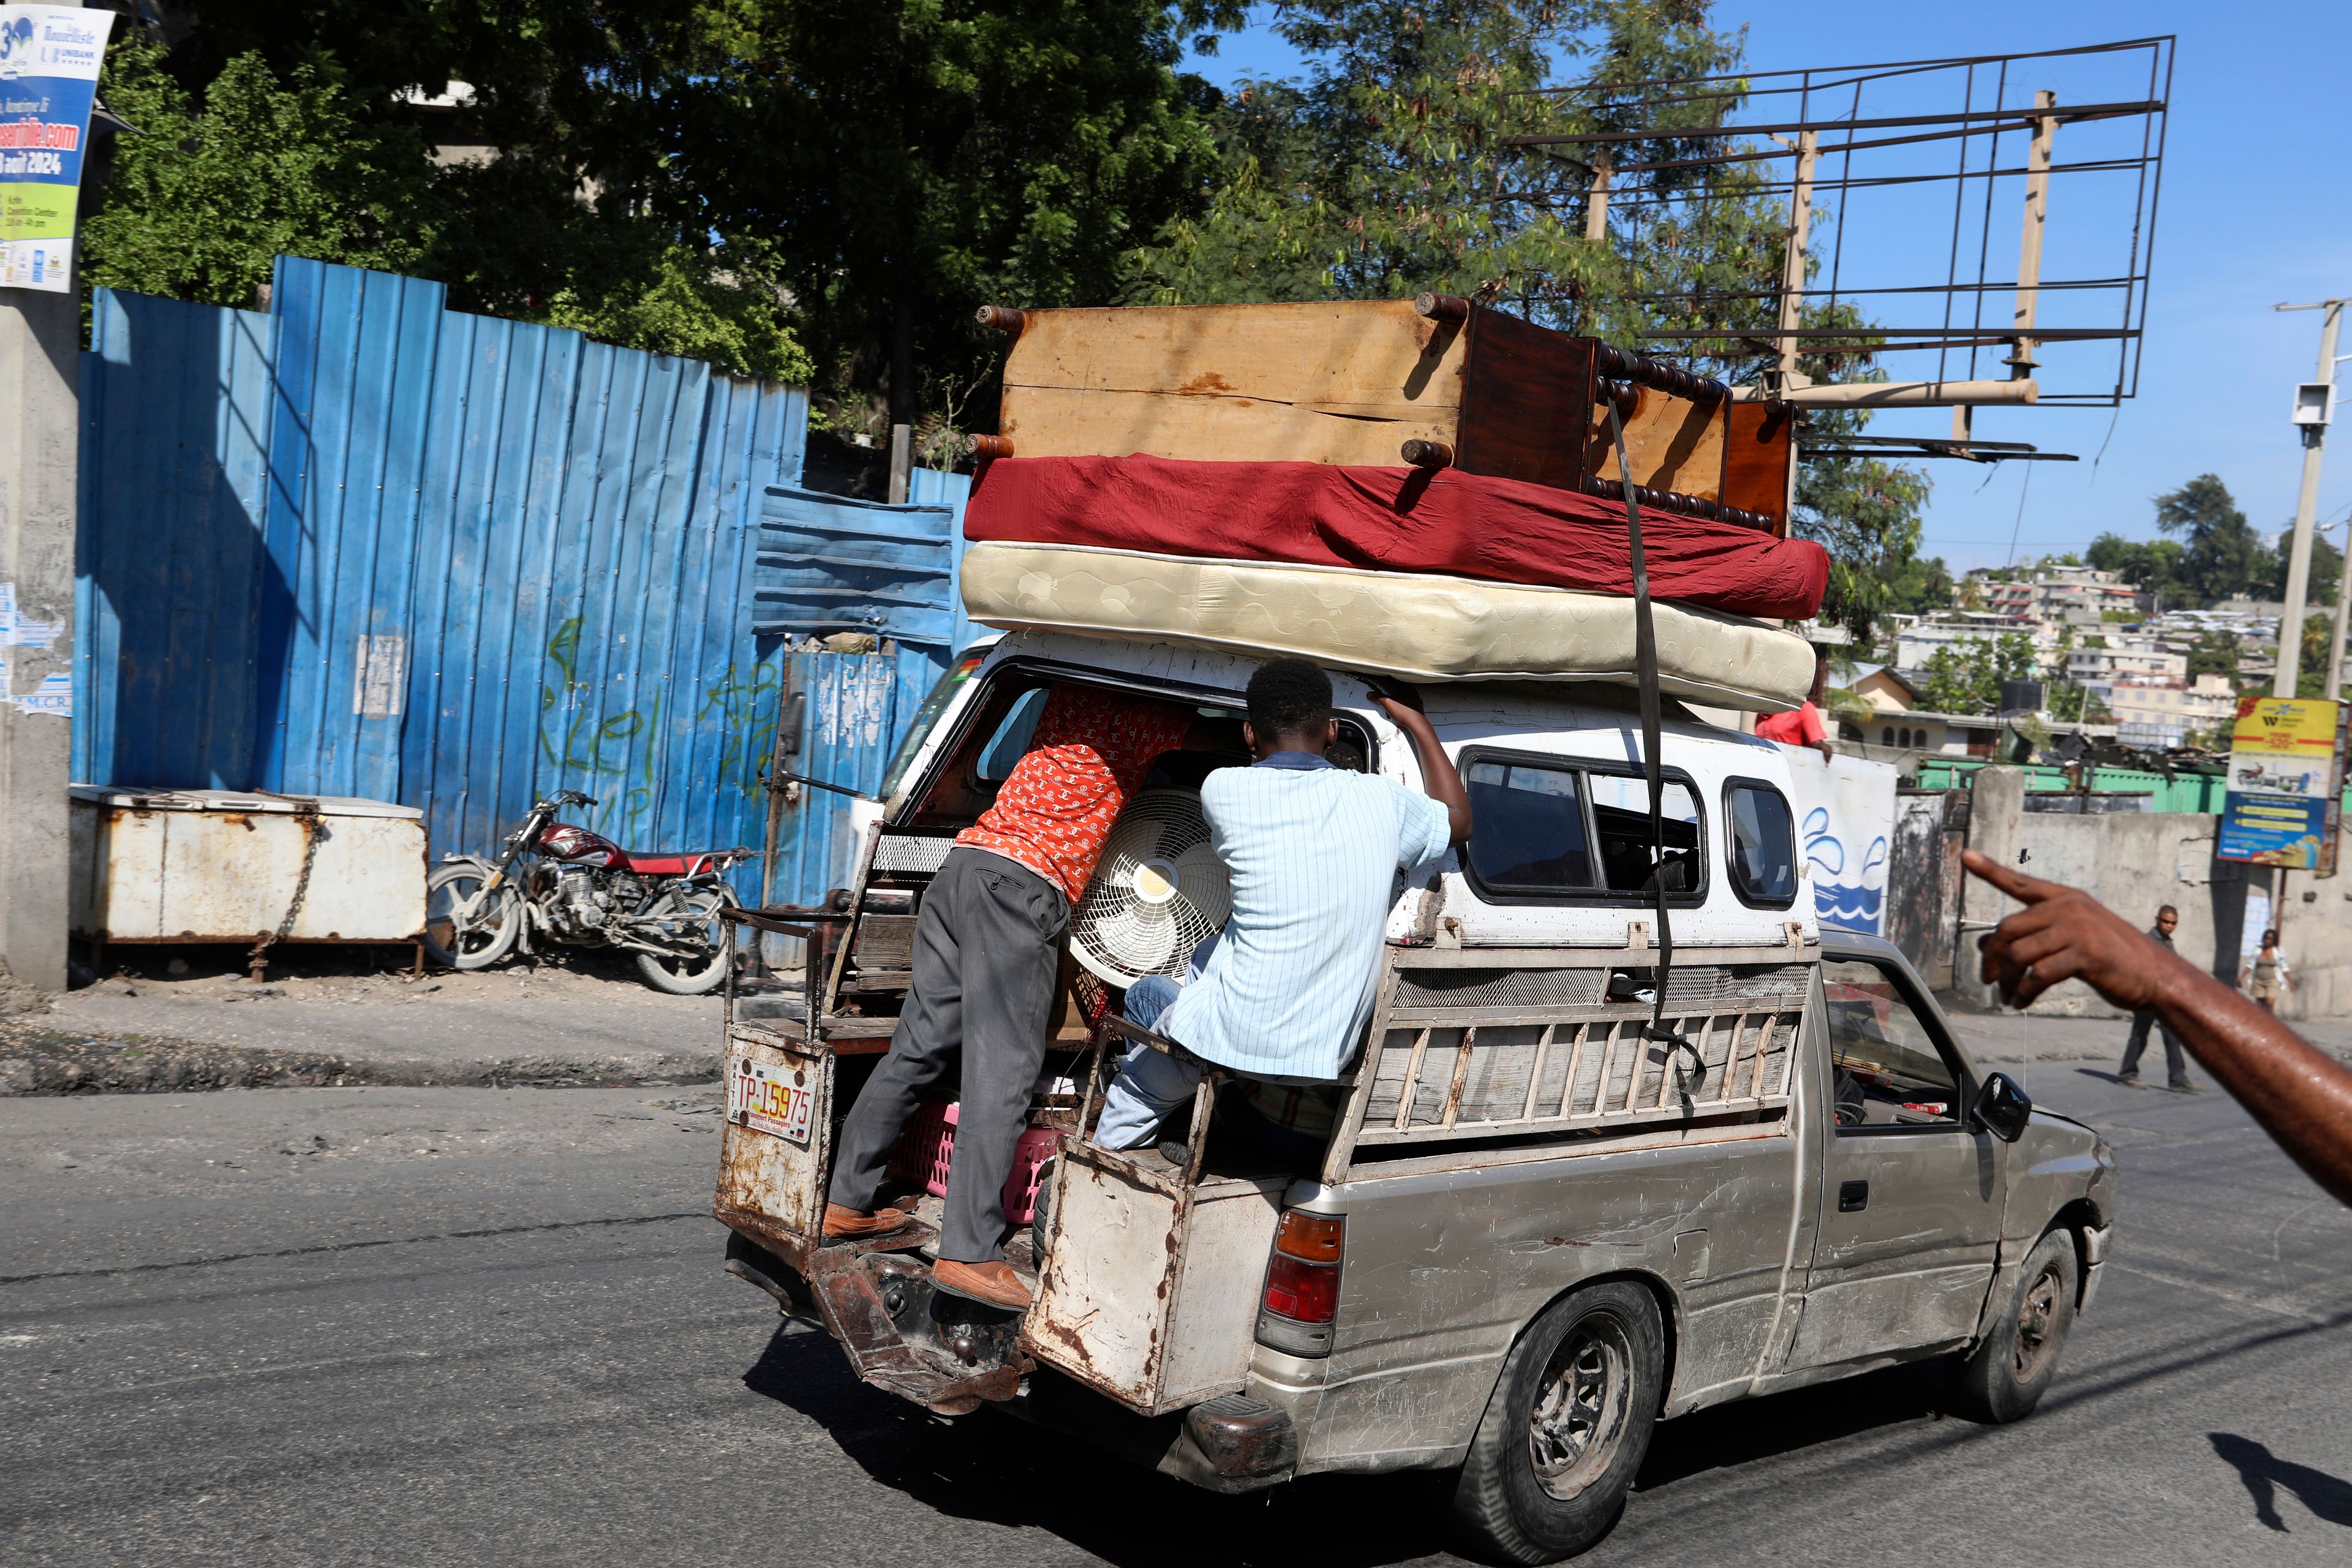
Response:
[0,4,114,292]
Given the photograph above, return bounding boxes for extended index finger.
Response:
[1961,847,2065,905]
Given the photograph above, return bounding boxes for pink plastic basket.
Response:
[886,1099,1059,1224]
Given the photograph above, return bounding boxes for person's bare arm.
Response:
[1964,848,2352,1205]
[1367,680,1471,845]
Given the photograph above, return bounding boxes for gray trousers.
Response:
[828,848,1069,1262]
[2121,1009,2187,1084]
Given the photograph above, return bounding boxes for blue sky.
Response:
[1182,4,2352,574]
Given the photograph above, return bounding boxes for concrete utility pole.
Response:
[0,1,85,994]
[1773,130,1819,388]
[0,0,91,993]
[1583,154,1611,245]
[2007,91,2057,381]
[2273,297,2345,699]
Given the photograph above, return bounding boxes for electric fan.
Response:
[1068,788,1232,987]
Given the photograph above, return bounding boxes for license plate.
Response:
[730,1060,815,1145]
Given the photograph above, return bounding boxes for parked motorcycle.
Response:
[421,790,751,994]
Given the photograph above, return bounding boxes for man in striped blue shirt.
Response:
[1095,659,1472,1158]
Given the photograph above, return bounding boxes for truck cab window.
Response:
[878,652,986,803]
[1725,782,1796,907]
[1822,960,1961,1128]
[1463,760,1593,891]
[1585,773,1702,894]
[974,686,1050,781]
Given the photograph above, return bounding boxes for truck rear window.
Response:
[1460,752,1703,903]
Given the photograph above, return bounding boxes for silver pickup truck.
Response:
[713,633,2119,1564]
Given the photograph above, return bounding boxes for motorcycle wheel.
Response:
[633,885,736,995]
[422,861,522,971]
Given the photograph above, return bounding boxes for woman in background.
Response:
[2240,928,2293,1014]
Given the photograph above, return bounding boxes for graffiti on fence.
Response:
[535,614,782,835]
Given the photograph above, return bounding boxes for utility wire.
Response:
[2003,463,2037,568]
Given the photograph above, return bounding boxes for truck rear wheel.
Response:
[1949,1227,2076,1424]
[1448,1280,1664,1564]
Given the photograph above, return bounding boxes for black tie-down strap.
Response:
[1604,398,1705,1096]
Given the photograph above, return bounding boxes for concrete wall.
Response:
[1954,765,2352,1021]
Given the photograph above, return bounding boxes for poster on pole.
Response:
[0,4,115,292]
[2217,695,2345,871]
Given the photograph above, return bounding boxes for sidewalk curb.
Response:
[0,1024,720,1096]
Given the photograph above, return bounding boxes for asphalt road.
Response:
[4,1067,2349,1567]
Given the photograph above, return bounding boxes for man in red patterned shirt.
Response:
[826,683,1205,1308]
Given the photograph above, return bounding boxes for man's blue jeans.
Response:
[1093,974,1201,1149]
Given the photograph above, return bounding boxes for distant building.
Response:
[2066,646,2188,681]
[2103,673,2236,749]
[1838,665,2114,758]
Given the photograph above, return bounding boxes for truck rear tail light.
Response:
[1273,1210,1345,1263]
[1258,1210,1344,1357]
[1263,1253,1341,1323]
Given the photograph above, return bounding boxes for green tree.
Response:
[1917,633,2040,716]
[2185,630,2244,685]
[1136,0,1932,641]
[81,37,437,309]
[95,1,1222,399]
[1134,1,1786,356]
[2155,474,2267,608]
[1887,554,1955,616]
[2296,613,2340,701]
[2263,530,2343,610]
[2086,532,2188,610]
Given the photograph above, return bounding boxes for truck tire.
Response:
[1949,1227,2076,1425]
[1448,1280,1664,1564]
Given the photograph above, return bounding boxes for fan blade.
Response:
[1170,843,1233,928]
[1088,902,1177,973]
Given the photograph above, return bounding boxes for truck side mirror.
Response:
[1972,1072,2033,1143]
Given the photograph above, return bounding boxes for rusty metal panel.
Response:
[1883,792,1951,981]
[715,1030,834,1239]
[1026,1145,1187,1408]
[67,788,425,941]
[1025,1145,1288,1417]
[1157,1176,1287,1406]
[763,644,949,908]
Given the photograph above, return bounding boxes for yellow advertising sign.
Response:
[2229,696,2341,758]
[2219,695,2348,872]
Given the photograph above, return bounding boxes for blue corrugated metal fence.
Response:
[75,255,978,906]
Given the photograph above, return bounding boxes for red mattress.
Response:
[965,454,1828,622]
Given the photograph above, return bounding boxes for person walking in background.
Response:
[1755,646,1836,760]
[2118,903,2193,1091]
[2241,928,2293,1015]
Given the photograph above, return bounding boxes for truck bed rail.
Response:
[1324,941,1812,1180]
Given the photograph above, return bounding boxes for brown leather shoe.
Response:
[822,1202,912,1240]
[932,1257,1032,1310]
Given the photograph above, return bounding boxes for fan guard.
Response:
[1068,788,1231,987]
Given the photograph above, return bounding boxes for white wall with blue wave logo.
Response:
[1776,749,1900,935]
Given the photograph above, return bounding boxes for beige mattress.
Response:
[960,540,1811,712]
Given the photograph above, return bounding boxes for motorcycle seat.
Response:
[620,851,702,875]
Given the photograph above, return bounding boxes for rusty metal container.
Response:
[68,787,426,949]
